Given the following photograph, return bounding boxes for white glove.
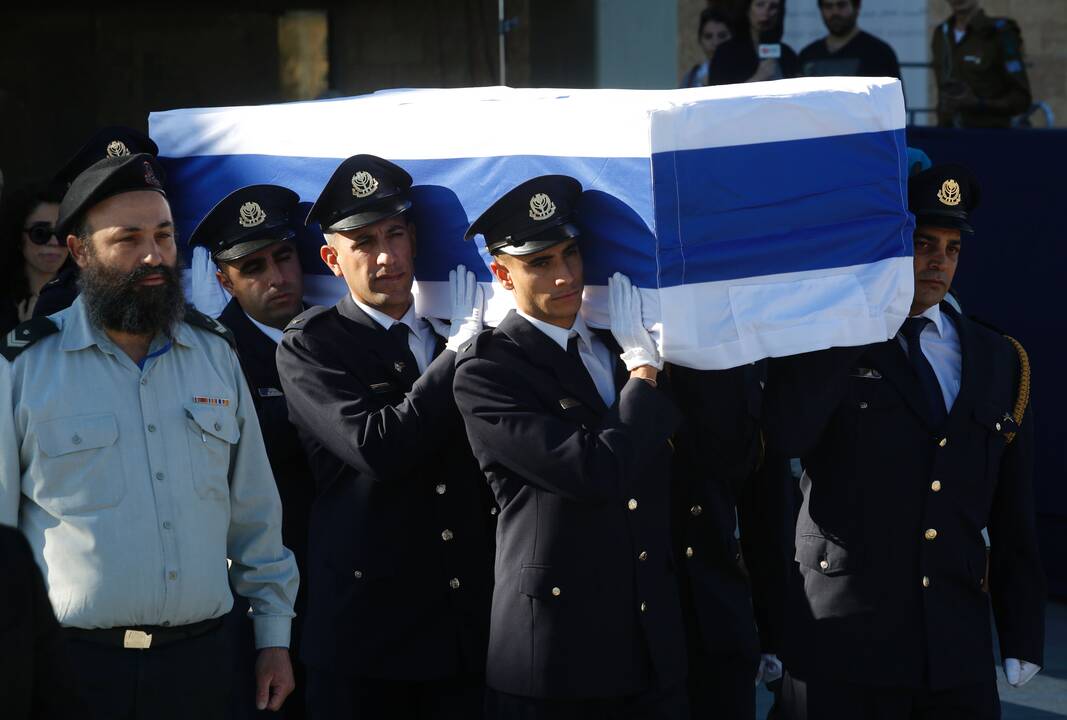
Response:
[755,654,783,686]
[608,272,662,370]
[428,264,484,352]
[1004,657,1040,687]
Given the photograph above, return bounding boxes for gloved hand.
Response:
[428,264,484,352]
[1004,658,1040,688]
[608,272,662,370]
[755,654,783,686]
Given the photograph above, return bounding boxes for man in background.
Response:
[799,0,901,80]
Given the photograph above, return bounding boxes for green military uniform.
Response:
[932,9,1031,128]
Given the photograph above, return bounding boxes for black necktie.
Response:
[566,333,583,365]
[900,317,947,428]
[388,322,419,383]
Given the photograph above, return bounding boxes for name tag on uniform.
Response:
[559,397,581,410]
[850,368,882,379]
[964,55,982,64]
[257,387,284,398]
[193,395,231,406]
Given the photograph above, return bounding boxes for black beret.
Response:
[908,162,980,234]
[305,154,412,233]
[54,126,159,187]
[55,153,167,240]
[189,184,301,262]
[465,175,582,256]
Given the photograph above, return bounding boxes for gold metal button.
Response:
[819,559,830,570]
[938,437,947,448]
[931,480,942,492]
[449,578,460,590]
[640,602,648,613]
[995,422,1002,432]
[441,529,454,542]
[435,483,447,495]
[924,529,937,540]
[922,576,930,588]
[638,551,648,562]
[490,507,498,516]
[551,586,561,597]
[685,546,694,558]
[353,570,363,579]
[690,505,703,516]
[627,499,638,511]
[859,401,868,409]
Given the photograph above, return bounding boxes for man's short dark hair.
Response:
[698,7,735,38]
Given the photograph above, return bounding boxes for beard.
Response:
[826,14,858,37]
[79,254,186,337]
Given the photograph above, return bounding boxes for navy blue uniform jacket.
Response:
[763,302,1045,690]
[276,294,494,680]
[453,310,687,699]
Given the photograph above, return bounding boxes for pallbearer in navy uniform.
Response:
[763,163,1046,719]
[275,155,495,719]
[189,185,315,719]
[454,175,688,719]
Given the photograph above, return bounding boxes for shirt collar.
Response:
[517,310,593,352]
[246,313,285,345]
[59,295,191,352]
[352,294,428,338]
[910,303,944,338]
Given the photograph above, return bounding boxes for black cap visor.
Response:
[914,210,974,235]
[490,222,581,256]
[213,229,296,263]
[323,197,411,233]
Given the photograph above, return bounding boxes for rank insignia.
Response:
[107,140,131,158]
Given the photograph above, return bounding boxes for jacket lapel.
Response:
[498,311,608,415]
[941,302,977,434]
[865,338,938,432]
[337,294,419,389]
[592,328,629,392]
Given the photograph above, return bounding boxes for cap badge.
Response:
[143,161,161,188]
[351,171,380,198]
[106,140,131,158]
[529,193,556,221]
[238,201,267,228]
[937,179,961,207]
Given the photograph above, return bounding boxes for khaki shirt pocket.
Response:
[33,413,125,514]
[183,402,240,501]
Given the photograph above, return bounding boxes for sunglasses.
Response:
[23,222,60,246]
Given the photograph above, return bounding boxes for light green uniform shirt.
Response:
[0,297,297,648]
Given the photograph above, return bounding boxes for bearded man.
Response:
[0,153,299,720]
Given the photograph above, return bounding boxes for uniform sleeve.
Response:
[276,331,458,484]
[989,21,1032,117]
[454,355,679,502]
[225,350,298,650]
[988,397,1046,666]
[0,361,20,527]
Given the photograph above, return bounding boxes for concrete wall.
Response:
[595,0,677,89]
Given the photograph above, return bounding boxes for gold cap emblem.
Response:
[937,179,961,207]
[106,140,130,158]
[238,201,267,228]
[351,171,379,198]
[529,193,556,221]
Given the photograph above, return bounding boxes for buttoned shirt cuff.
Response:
[252,615,292,650]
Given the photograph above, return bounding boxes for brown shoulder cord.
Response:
[1004,335,1031,444]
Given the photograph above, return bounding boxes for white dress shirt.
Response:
[896,303,962,412]
[353,296,437,374]
[517,311,617,407]
[247,313,284,345]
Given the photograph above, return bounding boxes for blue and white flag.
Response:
[150,78,912,370]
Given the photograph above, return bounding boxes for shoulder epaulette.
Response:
[183,306,236,349]
[0,317,60,361]
[284,305,330,333]
[455,327,492,366]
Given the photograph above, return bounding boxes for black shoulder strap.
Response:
[284,305,330,334]
[0,317,60,361]
[183,306,236,349]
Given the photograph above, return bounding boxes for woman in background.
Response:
[681,7,735,88]
[1,181,68,335]
[707,0,800,86]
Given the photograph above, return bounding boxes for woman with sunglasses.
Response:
[1,181,68,335]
